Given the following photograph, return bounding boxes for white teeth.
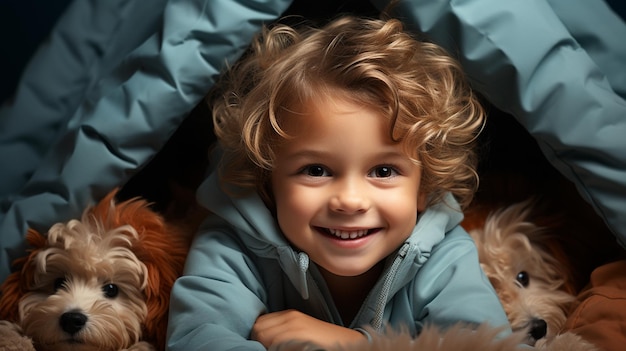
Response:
[328,228,368,239]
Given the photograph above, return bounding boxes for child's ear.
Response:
[417,192,427,212]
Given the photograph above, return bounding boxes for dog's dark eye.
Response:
[53,277,67,291]
[516,271,530,287]
[102,283,119,298]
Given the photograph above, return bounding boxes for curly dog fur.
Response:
[0,190,189,351]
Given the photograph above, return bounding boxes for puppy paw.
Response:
[0,321,35,351]
[122,341,156,351]
[0,320,23,334]
[537,332,598,351]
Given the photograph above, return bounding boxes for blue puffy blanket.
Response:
[1,0,625,285]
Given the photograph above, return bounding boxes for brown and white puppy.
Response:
[0,190,189,351]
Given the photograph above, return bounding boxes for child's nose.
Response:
[328,182,371,214]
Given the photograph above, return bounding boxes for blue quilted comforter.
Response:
[1,0,625,282]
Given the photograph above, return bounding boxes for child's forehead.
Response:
[282,86,380,115]
[280,95,415,145]
[279,95,383,130]
[283,91,421,156]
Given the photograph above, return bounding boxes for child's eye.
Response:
[369,166,398,178]
[302,165,331,177]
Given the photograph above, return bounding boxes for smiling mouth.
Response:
[318,227,380,239]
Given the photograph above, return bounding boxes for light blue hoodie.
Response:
[166,162,511,350]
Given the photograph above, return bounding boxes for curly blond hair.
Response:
[211,16,484,209]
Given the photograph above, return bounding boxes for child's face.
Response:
[271,94,426,277]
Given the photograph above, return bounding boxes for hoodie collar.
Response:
[368,192,464,329]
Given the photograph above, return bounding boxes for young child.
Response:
[167,16,510,350]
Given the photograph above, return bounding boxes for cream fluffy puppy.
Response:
[469,201,597,350]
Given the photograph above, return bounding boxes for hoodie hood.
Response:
[198,170,314,298]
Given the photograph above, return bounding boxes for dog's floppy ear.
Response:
[126,201,188,351]
[134,216,188,350]
[0,229,48,322]
[91,188,189,350]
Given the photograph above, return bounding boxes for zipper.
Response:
[370,242,410,330]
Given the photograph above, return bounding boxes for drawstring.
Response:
[297,251,310,299]
[371,243,410,330]
[277,247,311,299]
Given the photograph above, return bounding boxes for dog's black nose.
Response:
[60,311,88,335]
[529,318,547,340]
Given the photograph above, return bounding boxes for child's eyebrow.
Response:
[282,149,412,162]
[280,150,328,161]
[372,152,417,165]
